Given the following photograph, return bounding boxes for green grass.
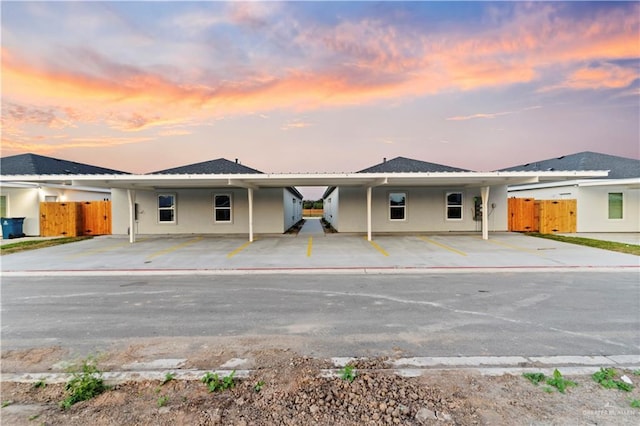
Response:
[201,370,236,392]
[526,233,640,256]
[524,370,577,393]
[523,372,546,385]
[593,368,634,392]
[1,236,92,255]
[339,365,357,383]
[60,357,109,410]
[545,369,577,393]
[157,395,169,407]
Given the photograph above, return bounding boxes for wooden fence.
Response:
[508,198,576,234]
[40,201,112,237]
[303,209,324,217]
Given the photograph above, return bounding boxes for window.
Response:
[389,192,406,220]
[45,195,58,202]
[608,193,623,219]
[214,194,232,223]
[158,194,176,223]
[446,192,463,220]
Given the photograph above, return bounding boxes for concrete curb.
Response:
[3,355,638,384]
[2,265,639,277]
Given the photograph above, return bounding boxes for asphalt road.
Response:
[1,272,639,358]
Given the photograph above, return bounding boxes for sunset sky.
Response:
[2,1,639,190]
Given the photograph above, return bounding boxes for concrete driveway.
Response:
[1,231,638,273]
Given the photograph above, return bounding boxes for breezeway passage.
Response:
[1,232,638,273]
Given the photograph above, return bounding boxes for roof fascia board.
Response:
[227,179,259,190]
[1,170,609,189]
[577,178,640,187]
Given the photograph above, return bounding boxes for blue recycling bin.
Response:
[1,217,26,239]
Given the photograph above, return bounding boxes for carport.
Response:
[1,170,607,243]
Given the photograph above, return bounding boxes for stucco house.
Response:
[503,152,640,233]
[0,153,125,236]
[323,157,511,236]
[110,158,304,238]
[2,153,608,241]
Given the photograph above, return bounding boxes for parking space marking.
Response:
[65,239,147,260]
[146,236,204,261]
[367,239,389,256]
[418,236,467,256]
[307,237,313,257]
[480,237,545,256]
[227,241,252,258]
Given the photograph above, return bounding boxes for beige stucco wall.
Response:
[510,184,640,232]
[112,187,289,235]
[329,185,508,233]
[0,186,110,236]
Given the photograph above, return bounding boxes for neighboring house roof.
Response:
[498,151,639,179]
[358,156,471,173]
[1,153,127,175]
[151,158,263,174]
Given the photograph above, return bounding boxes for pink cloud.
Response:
[543,63,639,91]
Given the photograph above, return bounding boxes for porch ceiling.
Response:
[1,170,609,191]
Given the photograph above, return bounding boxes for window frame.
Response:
[213,193,233,224]
[388,192,407,221]
[608,192,623,220]
[446,192,463,220]
[157,193,177,224]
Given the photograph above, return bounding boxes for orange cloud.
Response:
[545,64,639,91]
[1,135,154,155]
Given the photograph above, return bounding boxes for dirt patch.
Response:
[2,350,639,425]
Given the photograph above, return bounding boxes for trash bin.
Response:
[1,217,26,239]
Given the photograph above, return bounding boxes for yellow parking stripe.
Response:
[146,237,203,260]
[65,238,147,260]
[481,237,544,256]
[418,236,467,256]
[307,237,313,257]
[227,241,252,258]
[367,239,389,256]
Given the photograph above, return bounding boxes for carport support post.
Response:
[481,186,490,240]
[248,187,254,242]
[366,186,372,241]
[127,189,136,244]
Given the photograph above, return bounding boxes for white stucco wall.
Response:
[322,187,339,229]
[0,186,110,236]
[577,185,639,232]
[0,188,40,236]
[112,187,290,236]
[329,185,508,233]
[509,183,639,232]
[283,189,303,231]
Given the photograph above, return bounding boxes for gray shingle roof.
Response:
[151,158,263,174]
[358,156,470,173]
[498,151,639,179]
[1,153,127,175]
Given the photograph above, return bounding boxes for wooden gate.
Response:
[508,198,539,232]
[40,202,83,237]
[508,198,576,234]
[40,201,111,237]
[81,201,111,235]
[538,199,577,234]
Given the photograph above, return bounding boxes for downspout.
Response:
[480,186,490,240]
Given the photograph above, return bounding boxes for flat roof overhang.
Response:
[0,170,610,191]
